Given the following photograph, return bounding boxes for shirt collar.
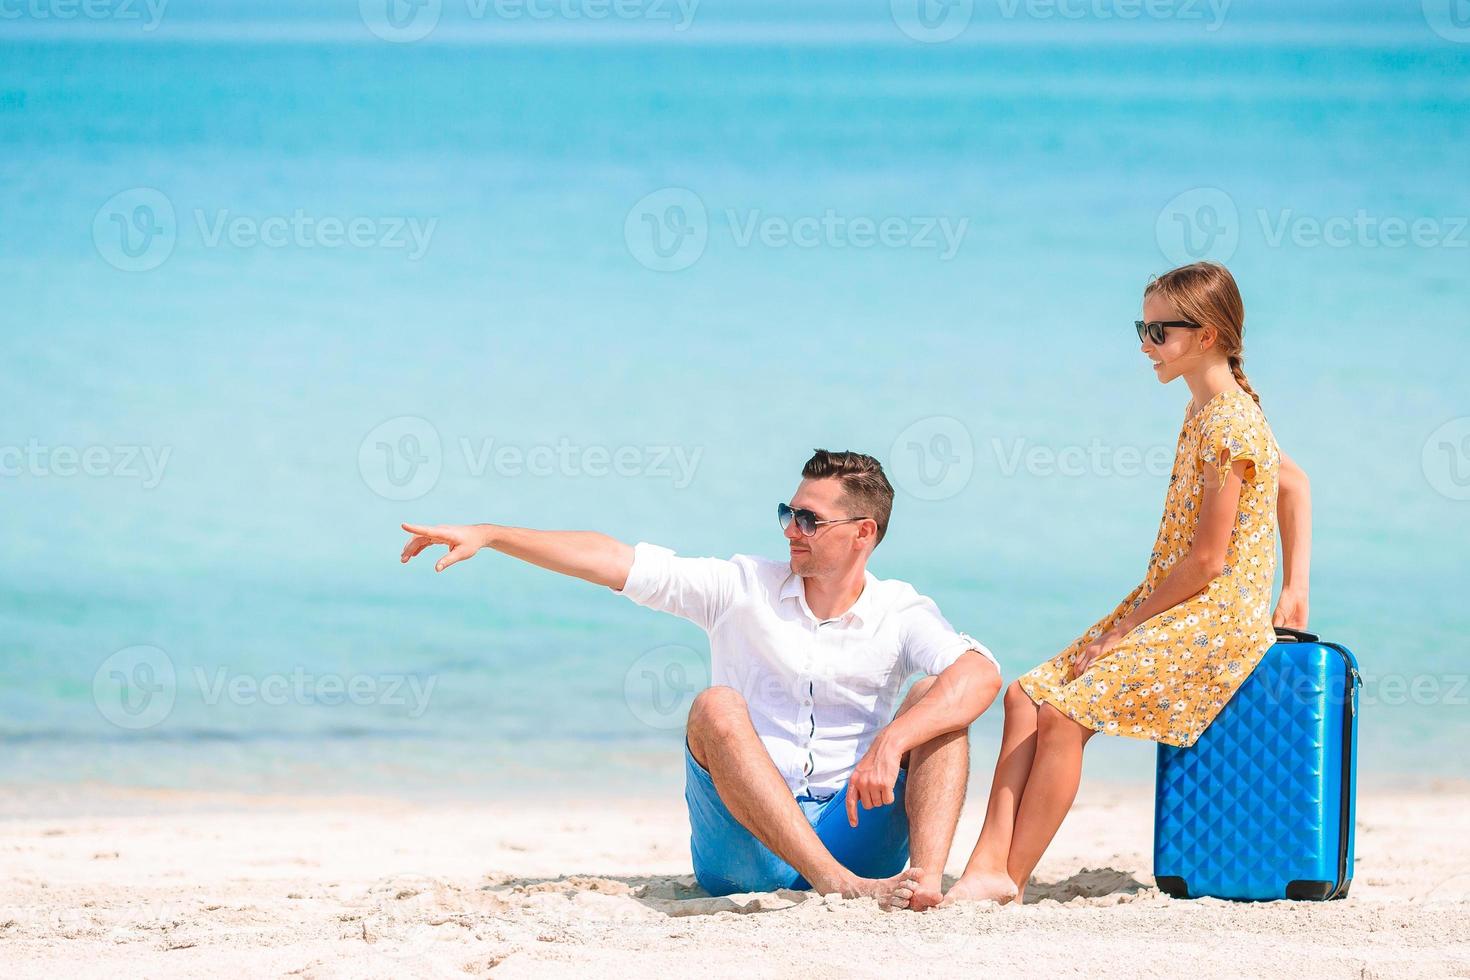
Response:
[780,569,875,628]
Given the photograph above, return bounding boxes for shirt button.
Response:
[803,698,813,706]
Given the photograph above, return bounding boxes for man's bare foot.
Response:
[937,870,1019,907]
[827,867,926,911]
[908,870,946,912]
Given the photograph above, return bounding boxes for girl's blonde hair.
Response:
[1144,262,1260,408]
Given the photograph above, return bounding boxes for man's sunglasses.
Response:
[1135,319,1203,345]
[777,502,871,537]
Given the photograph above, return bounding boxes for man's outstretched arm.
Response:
[400,522,635,590]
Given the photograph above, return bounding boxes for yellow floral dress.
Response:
[1018,388,1281,747]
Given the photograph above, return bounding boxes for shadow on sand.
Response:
[476,866,1153,915]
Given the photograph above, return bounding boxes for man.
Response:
[398,449,1002,911]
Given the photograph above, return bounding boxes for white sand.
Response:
[3,780,1468,979]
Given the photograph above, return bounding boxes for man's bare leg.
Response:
[941,680,1044,905]
[686,686,922,909]
[892,676,970,912]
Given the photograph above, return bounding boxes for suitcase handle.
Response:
[1274,626,1320,643]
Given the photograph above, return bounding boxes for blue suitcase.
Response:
[1154,627,1361,901]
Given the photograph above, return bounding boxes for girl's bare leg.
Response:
[940,681,1043,905]
[1001,703,1097,903]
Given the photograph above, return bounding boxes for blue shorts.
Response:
[684,741,910,896]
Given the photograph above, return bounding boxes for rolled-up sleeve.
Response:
[899,595,999,678]
[616,543,741,632]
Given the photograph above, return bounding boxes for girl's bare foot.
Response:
[829,867,926,911]
[938,870,1019,907]
[908,870,946,912]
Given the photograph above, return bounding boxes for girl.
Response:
[938,261,1313,907]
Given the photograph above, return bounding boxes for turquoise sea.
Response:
[2,1,1467,802]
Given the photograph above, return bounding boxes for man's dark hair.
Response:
[801,449,894,546]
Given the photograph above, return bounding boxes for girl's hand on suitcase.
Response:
[1073,628,1125,677]
[1272,587,1309,630]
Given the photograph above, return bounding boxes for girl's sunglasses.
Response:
[777,502,870,537]
[1135,319,1203,345]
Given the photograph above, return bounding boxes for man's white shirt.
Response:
[617,543,999,798]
